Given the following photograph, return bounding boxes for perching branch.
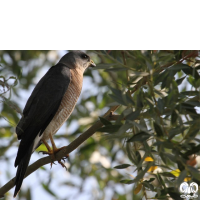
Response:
[0,111,120,198]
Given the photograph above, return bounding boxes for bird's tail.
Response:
[14,142,33,197]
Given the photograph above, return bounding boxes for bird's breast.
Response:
[42,68,83,141]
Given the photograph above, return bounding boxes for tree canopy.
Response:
[0,50,200,200]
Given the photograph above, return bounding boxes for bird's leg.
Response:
[49,135,68,169]
[42,140,52,153]
[40,135,68,169]
[40,139,54,155]
[49,134,66,154]
[39,139,57,168]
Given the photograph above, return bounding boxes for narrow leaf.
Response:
[176,76,186,85]
[176,170,187,187]
[98,125,121,133]
[114,164,131,169]
[127,131,151,142]
[153,122,164,137]
[99,117,112,125]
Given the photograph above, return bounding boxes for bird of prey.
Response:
[14,51,96,197]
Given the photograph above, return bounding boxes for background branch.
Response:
[0,113,120,198]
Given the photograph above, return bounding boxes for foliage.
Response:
[95,50,200,199]
[0,50,200,200]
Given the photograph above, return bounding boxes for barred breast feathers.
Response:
[42,68,83,140]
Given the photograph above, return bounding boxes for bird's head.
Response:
[59,51,96,71]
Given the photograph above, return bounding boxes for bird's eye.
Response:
[81,54,88,59]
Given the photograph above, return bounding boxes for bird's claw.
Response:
[58,160,67,170]
[61,154,69,162]
[50,161,57,169]
[39,150,69,170]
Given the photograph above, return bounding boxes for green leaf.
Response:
[188,166,200,179]
[167,191,182,200]
[182,66,200,79]
[171,110,178,125]
[160,172,176,178]
[184,120,200,139]
[160,152,167,164]
[183,144,200,157]
[127,131,151,142]
[117,123,133,134]
[153,122,164,137]
[168,63,190,71]
[126,143,137,165]
[184,101,200,107]
[180,91,199,96]
[120,179,133,184]
[142,181,154,191]
[156,173,166,188]
[177,161,185,171]
[121,162,153,184]
[109,87,133,106]
[176,170,187,187]
[99,117,112,125]
[133,162,153,183]
[128,121,149,133]
[187,75,196,87]
[176,76,186,85]
[168,127,187,140]
[126,110,141,121]
[164,153,177,162]
[157,98,164,114]
[114,164,131,169]
[136,92,144,109]
[154,70,169,86]
[144,177,155,183]
[136,151,142,163]
[98,125,121,133]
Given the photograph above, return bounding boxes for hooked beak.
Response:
[89,60,96,67]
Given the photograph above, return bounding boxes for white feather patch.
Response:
[32,132,43,152]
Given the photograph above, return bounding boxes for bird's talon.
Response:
[61,155,69,162]
[58,160,67,170]
[50,161,57,169]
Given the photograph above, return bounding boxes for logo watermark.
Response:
[180,182,198,199]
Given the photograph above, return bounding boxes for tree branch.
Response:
[0,113,120,198]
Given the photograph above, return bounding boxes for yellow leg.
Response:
[42,139,52,153]
[49,134,66,153]
[40,136,68,169]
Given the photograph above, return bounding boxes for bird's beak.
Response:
[89,60,96,67]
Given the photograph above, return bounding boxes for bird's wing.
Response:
[15,63,71,167]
